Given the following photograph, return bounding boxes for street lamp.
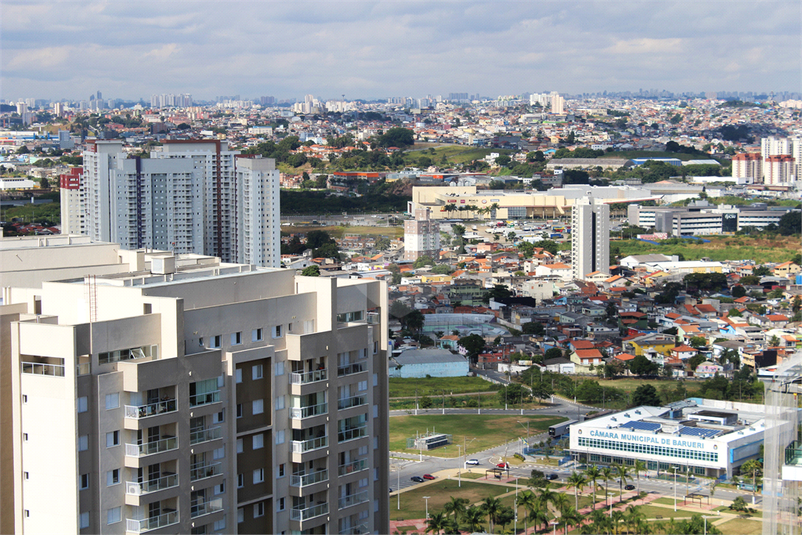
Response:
[550,520,559,535]
[423,496,431,519]
[703,515,712,535]
[396,464,401,510]
[457,445,462,487]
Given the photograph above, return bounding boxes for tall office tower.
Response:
[235,156,280,267]
[4,247,390,535]
[550,92,565,114]
[571,196,610,280]
[59,167,84,235]
[731,153,763,184]
[403,207,440,261]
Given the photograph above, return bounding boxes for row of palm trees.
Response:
[576,460,648,509]
[442,202,500,220]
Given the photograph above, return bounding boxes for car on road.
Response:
[625,484,635,490]
[497,462,510,469]
[411,476,424,483]
[466,459,480,466]
[423,474,436,480]
[546,474,559,481]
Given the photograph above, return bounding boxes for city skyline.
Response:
[2,0,800,101]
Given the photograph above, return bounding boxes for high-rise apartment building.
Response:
[4,245,390,535]
[731,153,762,183]
[403,207,440,261]
[760,136,801,183]
[71,140,280,266]
[571,197,610,280]
[550,92,565,114]
[59,167,84,235]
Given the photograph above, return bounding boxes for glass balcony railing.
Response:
[338,425,367,443]
[337,395,367,410]
[189,390,220,407]
[290,503,329,522]
[292,436,328,454]
[125,474,178,495]
[190,426,222,445]
[785,441,802,466]
[338,459,367,476]
[290,402,327,420]
[191,497,224,518]
[21,362,65,377]
[337,362,366,377]
[339,522,370,534]
[126,510,178,533]
[338,491,369,510]
[290,469,329,487]
[290,369,327,385]
[125,399,177,419]
[125,437,178,457]
[190,462,222,481]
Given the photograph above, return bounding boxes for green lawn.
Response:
[389,377,499,398]
[390,479,514,521]
[717,518,763,535]
[612,235,799,264]
[280,224,404,238]
[403,146,515,166]
[390,415,566,458]
[600,150,724,163]
[636,505,699,520]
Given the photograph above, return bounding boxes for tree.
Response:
[629,354,659,376]
[443,496,469,524]
[481,496,503,534]
[631,384,661,407]
[600,466,614,507]
[495,154,512,167]
[484,284,512,303]
[544,347,563,361]
[689,336,708,348]
[778,211,801,236]
[585,465,602,508]
[425,512,447,535]
[731,285,746,298]
[463,506,485,533]
[522,321,545,335]
[753,265,772,277]
[498,383,529,404]
[458,334,485,365]
[730,496,749,512]
[614,463,632,503]
[688,353,707,371]
[566,471,587,510]
[300,265,320,277]
[634,460,647,496]
[376,127,414,148]
[405,310,425,334]
[740,459,762,501]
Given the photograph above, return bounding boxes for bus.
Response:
[549,419,578,438]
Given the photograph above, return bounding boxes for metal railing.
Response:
[339,522,370,534]
[125,436,178,457]
[337,362,366,377]
[290,469,329,487]
[338,490,369,510]
[125,474,178,495]
[124,399,177,419]
[21,362,65,377]
[290,503,329,522]
[191,497,224,518]
[338,458,367,476]
[190,426,222,445]
[292,436,328,454]
[338,425,367,443]
[126,510,179,533]
[189,390,221,407]
[190,462,222,481]
[290,369,328,385]
[290,402,328,420]
[337,395,367,410]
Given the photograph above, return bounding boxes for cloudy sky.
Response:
[2,0,800,101]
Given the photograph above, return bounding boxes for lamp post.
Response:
[397,464,401,510]
[550,520,559,535]
[457,445,462,487]
[703,515,711,535]
[423,496,431,519]
[672,467,678,512]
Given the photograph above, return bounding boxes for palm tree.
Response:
[600,466,615,507]
[552,492,571,517]
[526,504,550,533]
[566,471,587,510]
[634,460,647,497]
[442,517,460,535]
[463,506,485,533]
[443,496,468,525]
[482,496,503,534]
[558,506,582,535]
[517,489,538,535]
[624,505,648,534]
[610,509,626,535]
[537,483,558,513]
[589,508,612,535]
[614,463,632,503]
[425,512,447,535]
[585,465,602,509]
[489,202,500,219]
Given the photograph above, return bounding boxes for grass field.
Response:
[280,224,404,238]
[612,235,799,264]
[596,378,703,394]
[600,150,724,163]
[389,377,499,398]
[389,415,566,457]
[389,479,514,521]
[636,505,699,520]
[403,145,515,166]
[717,518,763,535]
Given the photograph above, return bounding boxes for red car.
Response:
[423,474,436,480]
[497,462,510,469]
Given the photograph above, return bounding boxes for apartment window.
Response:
[252,328,263,342]
[23,471,29,480]
[374,341,379,354]
[275,430,285,444]
[211,335,221,348]
[214,517,226,531]
[107,507,121,525]
[106,431,119,448]
[373,373,378,387]
[23,433,28,441]
[22,394,27,403]
[105,393,119,410]
[252,364,263,380]
[237,473,244,488]
[278,497,285,511]
[231,332,242,346]
[107,469,120,487]
[213,446,225,460]
[24,510,29,518]
[272,325,282,339]
[213,410,225,424]
[252,399,264,415]
[278,463,285,477]
[235,369,243,384]
[374,467,379,481]
[77,396,88,413]
[253,434,264,450]
[253,468,264,484]
[358,380,368,391]
[236,404,243,418]
[78,435,88,451]
[373,436,378,449]
[215,481,225,495]
[237,508,244,523]
[80,474,89,490]
[199,337,204,347]
[80,512,89,529]
[275,395,285,410]
[373,404,378,418]
[275,362,284,376]
[237,438,244,453]
[254,502,265,518]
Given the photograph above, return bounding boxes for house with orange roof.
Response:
[534,262,572,281]
[569,348,605,372]
[671,344,698,360]
[773,261,801,277]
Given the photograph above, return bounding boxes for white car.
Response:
[465,459,480,466]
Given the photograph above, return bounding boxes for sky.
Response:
[2,0,800,102]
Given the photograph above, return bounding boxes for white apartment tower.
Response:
[235,156,280,267]
[3,247,390,535]
[731,153,762,184]
[403,207,440,261]
[550,92,565,114]
[571,196,610,280]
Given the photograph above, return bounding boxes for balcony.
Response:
[290,369,328,385]
[21,362,65,377]
[126,510,178,533]
[125,437,178,458]
[125,399,177,420]
[338,459,367,476]
[340,522,370,534]
[126,474,178,496]
[290,402,328,420]
[191,497,224,518]
[337,362,366,377]
[291,469,329,488]
[338,491,369,510]
[338,425,367,443]
[190,426,222,445]
[338,395,367,411]
[290,503,329,522]
[190,462,222,481]
[292,435,328,454]
[189,390,221,407]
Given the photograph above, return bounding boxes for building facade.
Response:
[5,250,389,535]
[571,197,610,280]
[59,167,84,235]
[403,207,440,261]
